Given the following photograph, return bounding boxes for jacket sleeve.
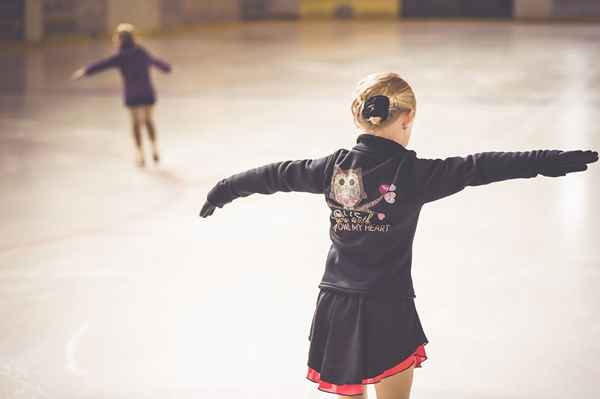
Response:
[206,151,340,208]
[144,49,171,73]
[84,54,121,75]
[416,150,559,204]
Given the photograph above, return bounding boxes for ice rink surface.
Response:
[1,20,599,399]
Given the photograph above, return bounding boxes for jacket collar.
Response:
[354,133,409,158]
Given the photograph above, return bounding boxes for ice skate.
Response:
[136,148,145,167]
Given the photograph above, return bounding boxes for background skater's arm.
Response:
[149,55,172,73]
[199,152,339,217]
[143,49,172,73]
[71,54,121,79]
[417,150,598,203]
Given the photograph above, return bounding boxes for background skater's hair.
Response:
[113,23,136,48]
[351,72,416,131]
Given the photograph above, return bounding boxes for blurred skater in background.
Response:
[72,23,172,167]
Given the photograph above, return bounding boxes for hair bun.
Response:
[362,95,390,125]
[368,116,383,125]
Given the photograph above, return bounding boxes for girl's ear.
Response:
[405,109,416,124]
[397,109,415,130]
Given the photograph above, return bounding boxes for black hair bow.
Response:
[362,95,390,121]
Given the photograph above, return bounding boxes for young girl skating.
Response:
[199,72,597,398]
[73,23,172,167]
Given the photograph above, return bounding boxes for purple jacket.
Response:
[84,44,171,106]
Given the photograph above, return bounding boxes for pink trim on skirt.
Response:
[306,344,427,396]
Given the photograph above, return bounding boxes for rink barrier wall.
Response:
[12,0,600,42]
[299,0,399,19]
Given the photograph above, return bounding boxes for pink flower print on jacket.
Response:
[376,184,397,220]
[378,184,397,204]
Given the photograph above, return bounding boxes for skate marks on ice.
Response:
[0,362,49,399]
[65,322,89,377]
[0,166,189,255]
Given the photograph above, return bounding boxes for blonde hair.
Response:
[113,23,136,47]
[351,72,416,131]
[115,23,135,35]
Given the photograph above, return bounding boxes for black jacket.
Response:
[206,134,590,298]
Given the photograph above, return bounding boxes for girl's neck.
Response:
[368,130,409,147]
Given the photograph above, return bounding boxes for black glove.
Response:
[199,179,230,218]
[538,150,598,177]
[199,200,216,218]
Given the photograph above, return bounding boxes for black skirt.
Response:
[125,95,156,107]
[306,288,429,396]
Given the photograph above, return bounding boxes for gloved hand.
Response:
[538,150,598,177]
[199,200,216,218]
[199,179,229,218]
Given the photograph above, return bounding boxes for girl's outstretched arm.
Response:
[417,150,598,204]
[199,151,343,217]
[78,54,121,77]
[149,55,172,73]
[144,49,172,73]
